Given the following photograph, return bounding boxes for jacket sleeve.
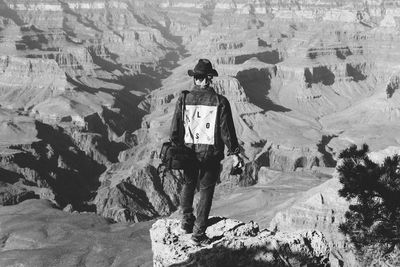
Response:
[169,94,183,145]
[219,96,240,155]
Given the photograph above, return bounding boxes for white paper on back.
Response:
[184,105,217,145]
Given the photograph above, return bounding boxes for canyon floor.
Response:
[1,0,400,266]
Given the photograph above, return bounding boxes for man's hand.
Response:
[230,154,244,175]
[232,154,244,168]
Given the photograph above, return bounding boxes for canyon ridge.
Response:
[1,0,400,266]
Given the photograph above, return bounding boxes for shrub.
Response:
[337,144,400,257]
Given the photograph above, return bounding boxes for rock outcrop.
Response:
[0,0,183,213]
[95,163,182,222]
[150,217,330,266]
[0,181,37,205]
[1,0,400,253]
[0,199,154,267]
[270,146,400,266]
[270,177,353,266]
[0,121,107,210]
[0,56,66,109]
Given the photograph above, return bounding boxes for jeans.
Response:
[180,160,220,237]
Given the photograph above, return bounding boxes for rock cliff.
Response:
[0,56,66,109]
[0,0,182,214]
[270,147,400,266]
[95,163,182,222]
[270,177,353,266]
[1,0,400,250]
[150,217,330,266]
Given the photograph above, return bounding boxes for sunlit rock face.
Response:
[270,147,400,266]
[0,56,66,109]
[1,0,400,265]
[0,0,181,213]
[150,217,330,266]
[1,0,400,232]
[270,176,353,266]
[94,163,182,223]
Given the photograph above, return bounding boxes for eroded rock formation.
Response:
[270,147,400,266]
[150,217,330,266]
[0,0,182,214]
[1,0,400,251]
[95,163,182,222]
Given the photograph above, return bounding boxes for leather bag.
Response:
[158,91,197,172]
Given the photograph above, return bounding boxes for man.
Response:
[170,59,243,244]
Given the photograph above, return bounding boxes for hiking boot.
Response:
[181,214,195,234]
[190,234,211,246]
[180,224,193,234]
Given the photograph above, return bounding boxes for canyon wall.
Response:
[270,148,400,266]
[1,0,400,236]
[0,0,181,216]
[1,0,400,265]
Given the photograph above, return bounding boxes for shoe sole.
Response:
[189,238,211,246]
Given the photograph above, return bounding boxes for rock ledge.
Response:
[150,217,330,267]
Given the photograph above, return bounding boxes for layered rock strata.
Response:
[0,121,107,210]
[0,0,183,214]
[1,0,400,230]
[270,177,352,266]
[270,146,400,266]
[95,163,182,222]
[0,56,66,109]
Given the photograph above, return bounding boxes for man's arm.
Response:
[219,96,240,155]
[169,95,183,145]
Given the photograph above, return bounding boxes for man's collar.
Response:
[192,85,215,92]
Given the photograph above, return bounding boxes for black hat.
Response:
[188,59,218,77]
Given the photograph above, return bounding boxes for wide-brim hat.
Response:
[188,59,218,77]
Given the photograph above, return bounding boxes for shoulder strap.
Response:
[179,90,189,145]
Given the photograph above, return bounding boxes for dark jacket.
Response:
[169,85,240,162]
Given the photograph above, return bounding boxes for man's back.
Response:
[170,58,243,245]
[170,85,239,162]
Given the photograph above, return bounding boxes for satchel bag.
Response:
[158,91,197,173]
[159,141,196,170]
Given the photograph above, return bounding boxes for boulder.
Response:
[0,182,37,206]
[95,163,182,223]
[150,217,330,266]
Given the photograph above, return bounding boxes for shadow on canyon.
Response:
[236,50,281,65]
[89,45,181,94]
[346,63,367,82]
[317,135,338,167]
[304,63,367,88]
[180,247,327,267]
[236,68,291,112]
[0,0,24,25]
[0,168,22,184]
[9,121,106,211]
[67,75,147,134]
[59,0,103,33]
[304,66,335,88]
[17,32,49,51]
[126,2,190,59]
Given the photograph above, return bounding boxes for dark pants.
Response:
[180,161,220,237]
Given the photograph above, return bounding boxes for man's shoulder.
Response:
[216,93,229,105]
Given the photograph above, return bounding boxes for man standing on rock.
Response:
[170,59,244,244]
